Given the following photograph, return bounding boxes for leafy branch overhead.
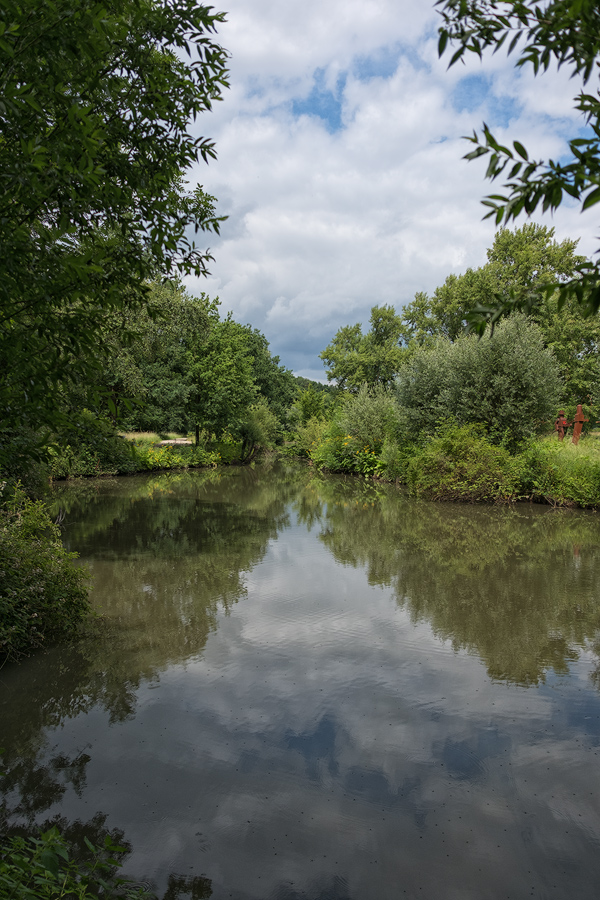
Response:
[436,0,600,325]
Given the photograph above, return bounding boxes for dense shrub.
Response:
[132,442,220,471]
[238,400,279,462]
[337,384,401,451]
[310,421,386,477]
[396,314,563,447]
[405,424,524,502]
[47,412,140,477]
[293,417,330,459]
[0,485,90,662]
[47,420,222,478]
[305,385,406,477]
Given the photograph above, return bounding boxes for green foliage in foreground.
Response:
[0,487,90,663]
[436,0,600,321]
[0,826,151,900]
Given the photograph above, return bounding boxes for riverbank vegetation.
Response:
[293,226,600,507]
[0,827,154,900]
[0,485,90,663]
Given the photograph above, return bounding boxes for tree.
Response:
[400,225,600,408]
[436,0,600,321]
[240,327,297,422]
[190,314,257,437]
[320,305,405,390]
[94,282,213,433]
[297,387,325,425]
[395,314,563,446]
[0,0,228,465]
[400,225,583,343]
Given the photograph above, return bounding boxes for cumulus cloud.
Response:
[185,0,598,379]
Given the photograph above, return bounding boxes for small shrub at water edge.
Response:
[405,424,523,502]
[0,484,90,663]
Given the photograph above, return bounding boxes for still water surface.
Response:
[3,461,600,899]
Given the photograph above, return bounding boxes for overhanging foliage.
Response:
[0,0,228,461]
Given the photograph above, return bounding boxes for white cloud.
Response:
[185,0,599,379]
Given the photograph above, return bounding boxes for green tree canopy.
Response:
[400,226,600,409]
[240,327,297,422]
[320,305,406,390]
[190,314,257,436]
[94,281,213,433]
[436,0,600,321]
[0,0,228,464]
[400,225,583,343]
[395,314,563,446]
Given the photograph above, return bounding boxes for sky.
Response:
[184,0,598,381]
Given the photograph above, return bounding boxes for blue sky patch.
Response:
[353,43,429,82]
[292,68,347,133]
[452,74,490,114]
[354,44,402,81]
[452,74,521,128]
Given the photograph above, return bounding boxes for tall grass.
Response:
[519,436,600,507]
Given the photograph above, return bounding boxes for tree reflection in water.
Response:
[297,473,600,686]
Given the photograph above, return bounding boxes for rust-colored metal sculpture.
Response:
[554,410,569,441]
[572,404,589,445]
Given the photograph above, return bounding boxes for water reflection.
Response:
[2,463,600,899]
[304,474,600,685]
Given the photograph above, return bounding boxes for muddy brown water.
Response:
[2,460,600,899]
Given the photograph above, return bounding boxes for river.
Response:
[2,460,600,899]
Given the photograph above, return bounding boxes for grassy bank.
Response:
[292,420,600,508]
[46,431,238,479]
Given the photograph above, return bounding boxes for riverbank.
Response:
[290,423,600,509]
[47,425,600,508]
[46,431,232,479]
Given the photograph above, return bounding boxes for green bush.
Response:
[307,421,382,477]
[396,314,563,448]
[48,413,140,478]
[293,417,330,459]
[305,385,404,478]
[0,826,152,900]
[48,425,222,479]
[131,442,218,471]
[379,437,410,481]
[337,384,401,451]
[405,424,524,502]
[238,400,279,461]
[0,485,90,662]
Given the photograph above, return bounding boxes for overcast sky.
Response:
[185,0,597,380]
